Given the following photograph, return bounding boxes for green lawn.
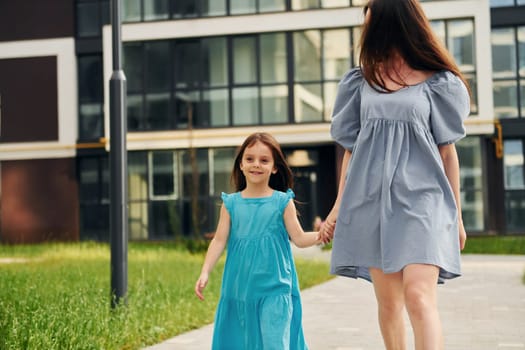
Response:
[0,242,332,350]
[461,235,525,255]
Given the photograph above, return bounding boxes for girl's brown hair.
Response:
[231,132,294,192]
[359,0,470,93]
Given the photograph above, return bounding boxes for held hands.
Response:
[318,219,335,244]
[194,272,209,301]
[319,208,338,243]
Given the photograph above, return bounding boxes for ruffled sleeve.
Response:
[279,189,295,214]
[330,67,364,151]
[221,192,234,218]
[427,71,470,145]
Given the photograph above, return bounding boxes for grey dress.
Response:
[330,67,470,283]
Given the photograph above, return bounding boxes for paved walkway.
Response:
[145,248,525,350]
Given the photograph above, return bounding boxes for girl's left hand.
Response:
[195,273,209,301]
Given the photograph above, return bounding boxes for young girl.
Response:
[323,1,470,349]
[195,132,330,350]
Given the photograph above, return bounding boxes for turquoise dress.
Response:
[212,189,308,350]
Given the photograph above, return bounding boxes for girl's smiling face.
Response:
[240,141,277,186]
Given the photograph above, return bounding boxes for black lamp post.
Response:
[109,0,128,308]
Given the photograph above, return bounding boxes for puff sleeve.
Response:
[428,71,470,145]
[330,67,364,151]
[279,189,295,214]
[221,192,234,218]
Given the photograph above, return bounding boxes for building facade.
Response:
[0,0,522,243]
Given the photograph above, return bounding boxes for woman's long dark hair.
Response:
[231,132,294,192]
[359,0,470,93]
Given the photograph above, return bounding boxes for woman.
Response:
[323,1,470,349]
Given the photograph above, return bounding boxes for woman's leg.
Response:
[369,268,406,350]
[402,264,443,350]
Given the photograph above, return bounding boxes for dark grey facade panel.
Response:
[490,6,525,27]
[0,56,59,142]
[0,0,74,42]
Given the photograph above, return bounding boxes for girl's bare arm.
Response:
[284,200,322,248]
[195,204,230,300]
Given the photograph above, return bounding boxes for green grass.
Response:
[461,235,525,255]
[323,235,525,254]
[0,242,332,350]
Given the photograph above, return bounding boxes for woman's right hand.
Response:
[321,207,339,240]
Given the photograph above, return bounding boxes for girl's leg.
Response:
[402,264,443,350]
[369,267,406,350]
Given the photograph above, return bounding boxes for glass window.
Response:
[294,31,322,81]
[79,103,103,140]
[123,43,144,93]
[212,148,236,195]
[144,0,169,20]
[174,40,200,89]
[202,38,228,87]
[230,0,256,14]
[503,139,525,232]
[294,83,323,122]
[233,87,259,125]
[175,90,200,128]
[519,27,525,77]
[145,41,170,91]
[202,89,229,127]
[80,203,109,241]
[260,33,287,84]
[233,37,257,84]
[181,149,210,197]
[260,0,286,12]
[430,20,446,46]
[150,151,178,198]
[101,159,109,202]
[145,92,171,130]
[150,201,180,238]
[261,85,289,124]
[79,158,100,202]
[323,82,339,121]
[77,2,100,37]
[292,0,321,10]
[352,27,362,66]
[447,20,475,72]
[173,0,198,18]
[493,80,519,118]
[123,0,141,21]
[456,137,484,231]
[201,0,227,16]
[504,140,525,189]
[129,201,149,240]
[464,73,478,115]
[505,190,525,231]
[521,82,525,116]
[78,55,103,140]
[492,28,516,79]
[490,0,515,6]
[323,29,350,80]
[322,0,349,7]
[127,94,144,131]
[128,151,149,240]
[78,56,103,102]
[128,152,148,200]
